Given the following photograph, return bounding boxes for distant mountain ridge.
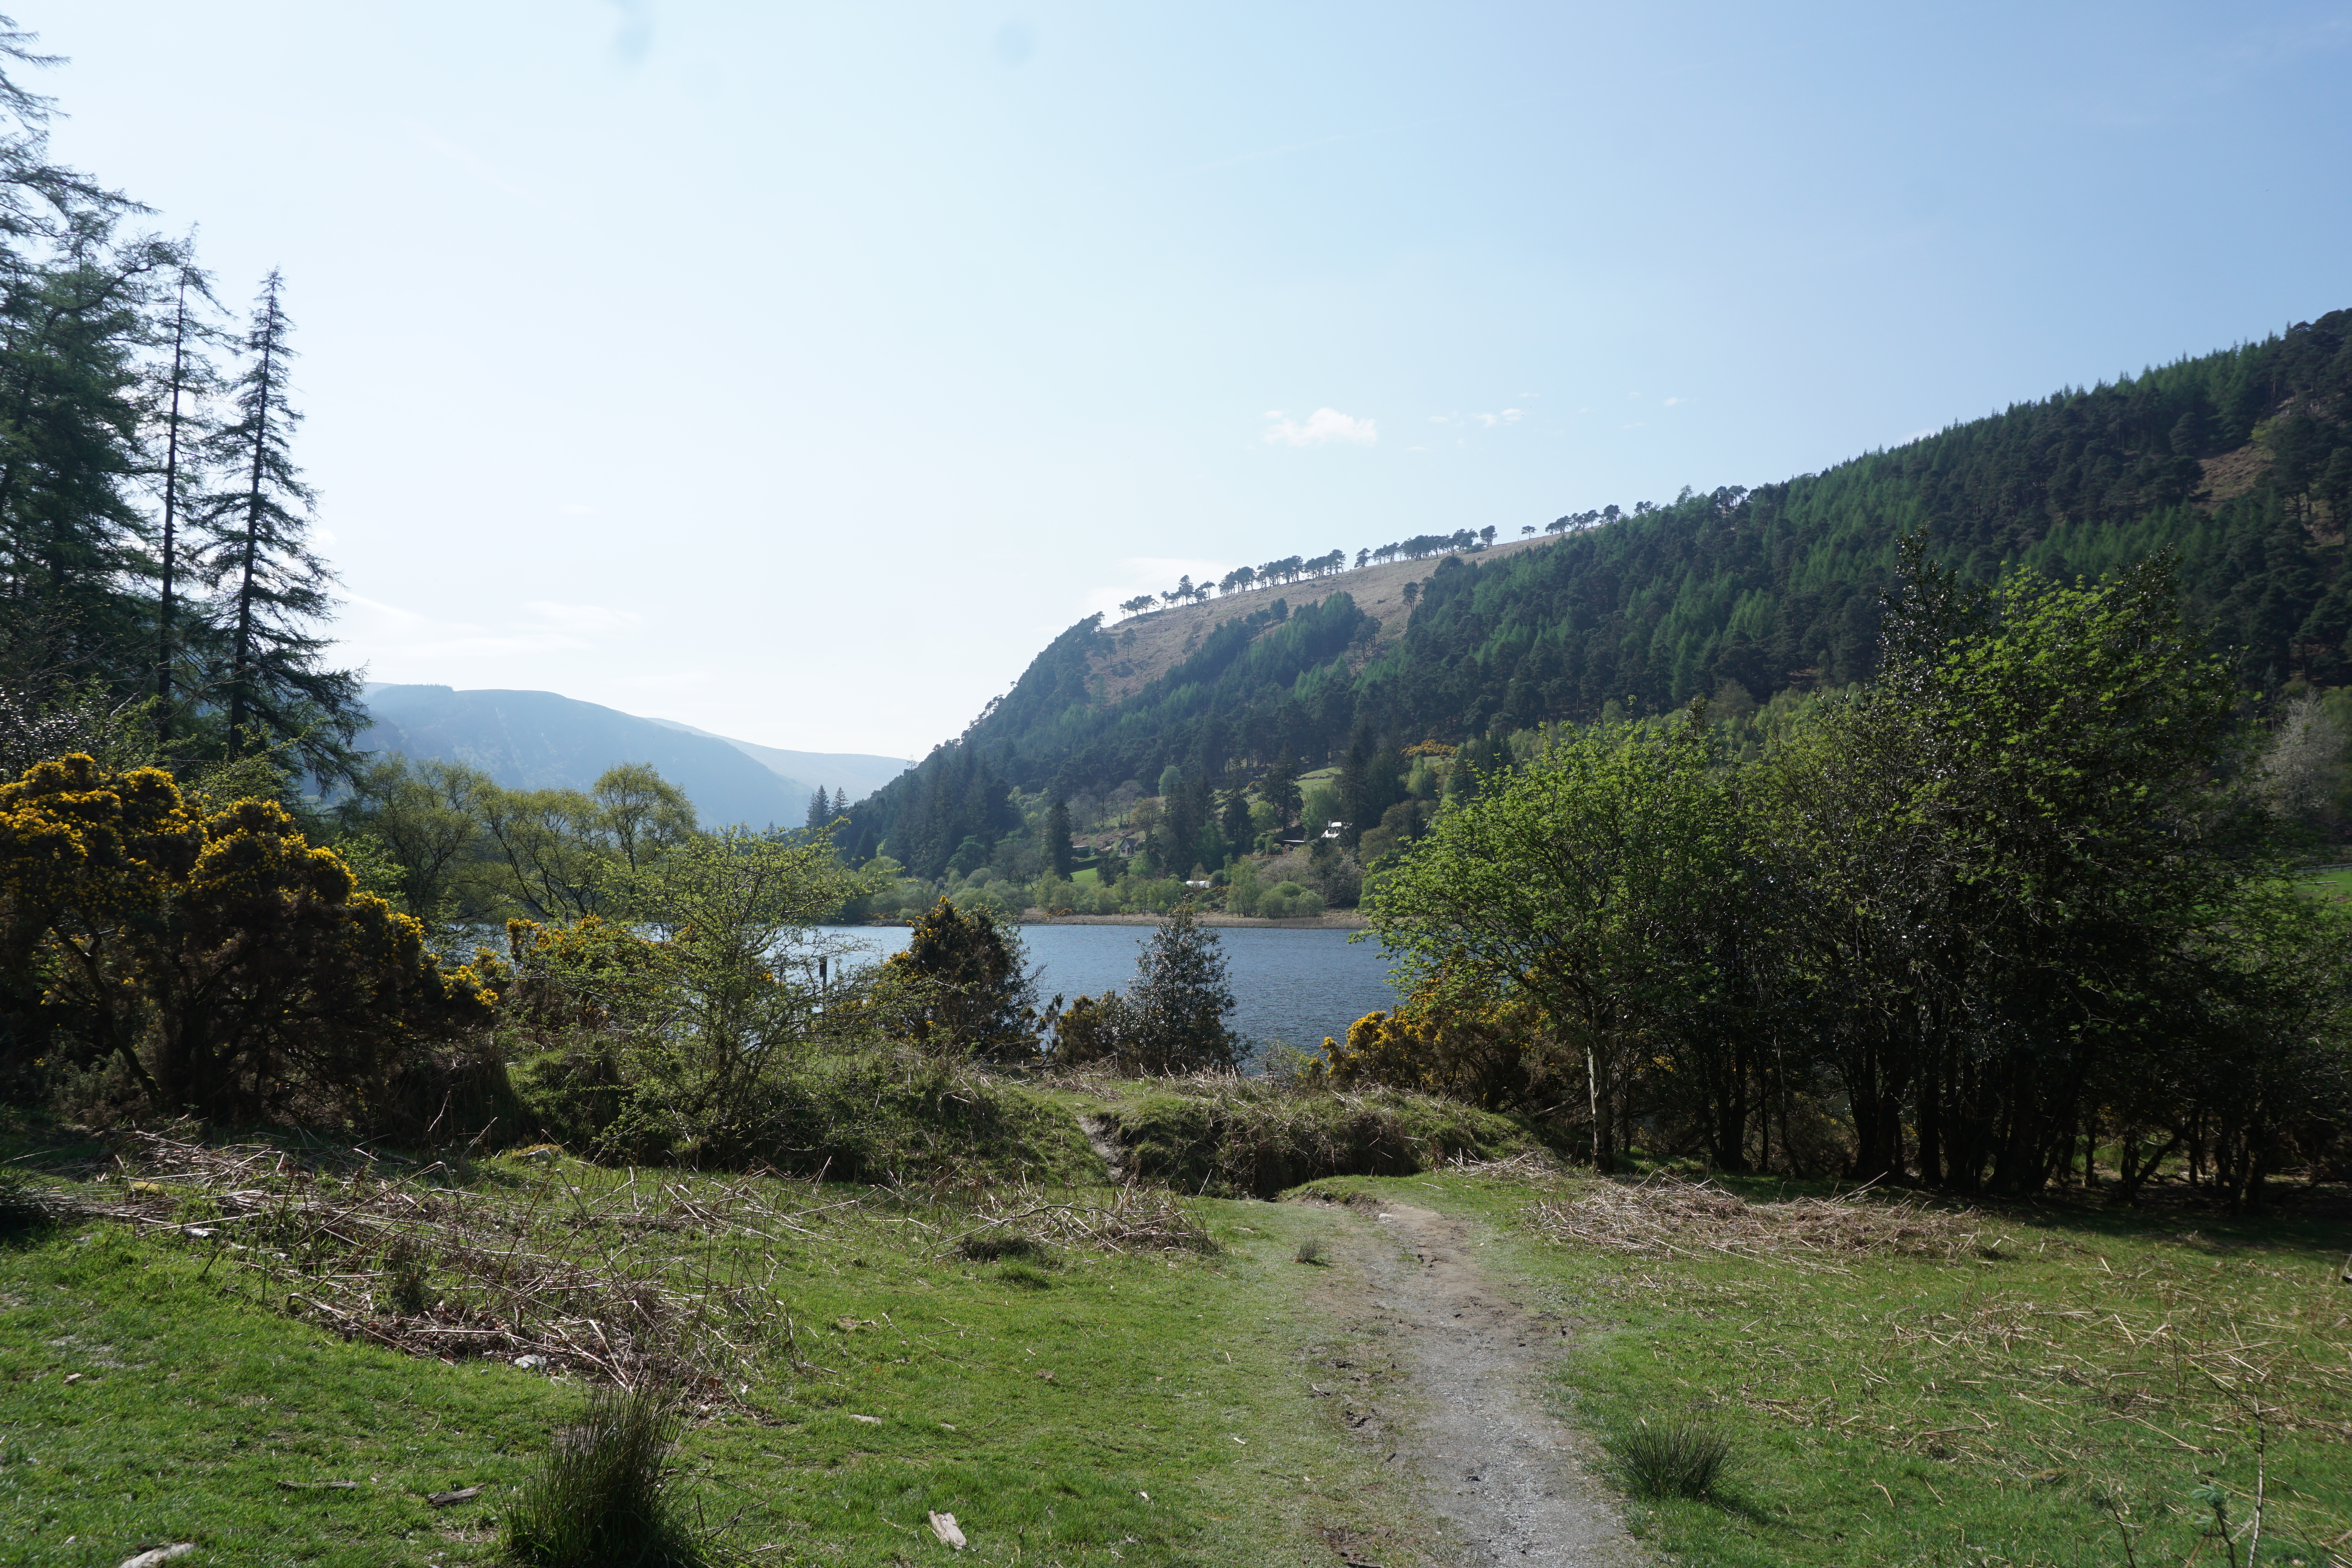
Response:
[637,717,912,802]
[357,685,907,827]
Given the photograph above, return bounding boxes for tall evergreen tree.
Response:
[1044,796,1073,878]
[195,270,357,773]
[149,248,218,742]
[805,786,831,831]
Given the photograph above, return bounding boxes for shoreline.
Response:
[845,911,1369,931]
[1022,910,1368,929]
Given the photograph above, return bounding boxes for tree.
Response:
[1118,903,1241,1072]
[883,897,1039,1061]
[195,270,358,775]
[592,762,695,871]
[150,250,221,742]
[1052,902,1240,1073]
[1044,796,1073,878]
[1479,526,1496,548]
[599,824,865,1149]
[1367,713,1743,1171]
[339,755,492,928]
[1218,781,1253,851]
[1262,767,1303,833]
[805,786,832,832]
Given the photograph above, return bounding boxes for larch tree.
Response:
[196,270,358,773]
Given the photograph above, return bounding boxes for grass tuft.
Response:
[0,1172,59,1241]
[956,1230,1051,1263]
[1609,1420,1733,1501]
[1293,1234,1326,1265]
[505,1377,710,1568]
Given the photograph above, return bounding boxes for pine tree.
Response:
[196,270,357,773]
[832,786,849,817]
[1044,797,1073,878]
[151,249,220,742]
[805,786,831,831]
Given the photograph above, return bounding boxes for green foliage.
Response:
[1051,904,1242,1073]
[1367,549,2352,1198]
[1368,710,1739,1170]
[882,898,1041,1062]
[1091,1079,1542,1198]
[505,1380,710,1568]
[0,754,496,1122]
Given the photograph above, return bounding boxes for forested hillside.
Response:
[846,310,2352,871]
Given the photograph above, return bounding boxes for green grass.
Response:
[1310,1167,2352,1568]
[0,1140,1439,1566]
[2299,866,2352,901]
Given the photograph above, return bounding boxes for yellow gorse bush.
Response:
[0,754,497,1121]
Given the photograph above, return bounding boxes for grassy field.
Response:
[5,1081,2345,1568]
[0,1123,1445,1568]
[2301,866,2352,902]
[1299,1165,2352,1568]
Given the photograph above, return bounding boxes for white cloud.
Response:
[559,503,595,516]
[1262,407,1377,446]
[1663,397,1681,407]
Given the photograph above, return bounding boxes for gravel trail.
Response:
[1313,1198,1646,1568]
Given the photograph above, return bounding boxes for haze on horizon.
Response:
[42,1,2352,756]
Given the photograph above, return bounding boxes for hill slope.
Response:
[359,685,819,827]
[845,310,2352,873]
[637,717,911,801]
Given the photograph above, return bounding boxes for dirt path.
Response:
[1311,1199,1645,1567]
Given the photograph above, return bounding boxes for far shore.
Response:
[845,910,1368,931]
[1021,909,1369,930]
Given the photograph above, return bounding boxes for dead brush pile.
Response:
[1530,1174,1996,1272]
[940,1182,1221,1264]
[94,1130,846,1390]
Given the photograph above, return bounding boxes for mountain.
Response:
[637,718,911,802]
[844,309,2352,875]
[358,685,835,828]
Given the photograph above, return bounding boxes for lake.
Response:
[801,923,1401,1059]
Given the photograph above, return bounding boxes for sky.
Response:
[36,2,2352,757]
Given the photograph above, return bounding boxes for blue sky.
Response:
[40,2,2352,755]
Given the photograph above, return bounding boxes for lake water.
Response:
[802,924,1401,1059]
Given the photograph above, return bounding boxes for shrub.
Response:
[505,1379,708,1568]
[882,899,1041,1061]
[1609,1421,1733,1501]
[1308,987,1571,1113]
[1050,905,1241,1074]
[0,756,498,1122]
[1091,1078,1543,1198]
